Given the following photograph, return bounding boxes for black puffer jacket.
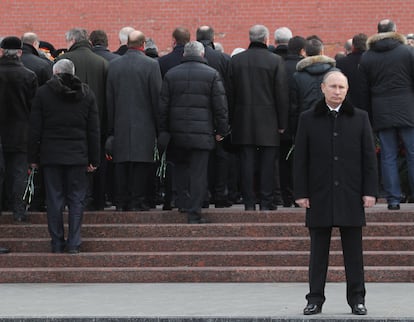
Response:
[28,74,100,166]
[359,32,414,131]
[159,55,228,150]
[291,55,337,134]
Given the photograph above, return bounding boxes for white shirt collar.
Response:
[327,103,342,112]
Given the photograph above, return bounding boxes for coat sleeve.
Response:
[158,76,171,134]
[211,71,229,136]
[274,59,289,131]
[27,92,43,164]
[293,112,309,199]
[361,112,379,197]
[149,62,163,133]
[87,90,101,167]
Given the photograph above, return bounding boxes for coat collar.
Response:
[181,55,208,65]
[313,98,355,117]
[296,55,336,72]
[248,42,268,50]
[367,32,406,50]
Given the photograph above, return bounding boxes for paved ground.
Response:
[0,283,413,321]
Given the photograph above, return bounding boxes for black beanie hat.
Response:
[1,36,22,49]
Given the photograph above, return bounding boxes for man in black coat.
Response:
[336,33,367,109]
[0,36,38,222]
[229,24,289,211]
[294,71,378,316]
[359,19,414,210]
[28,59,100,253]
[89,30,120,62]
[158,41,228,224]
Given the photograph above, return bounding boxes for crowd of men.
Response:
[1,18,414,315]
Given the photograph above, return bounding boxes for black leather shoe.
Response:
[67,247,80,254]
[388,204,400,210]
[188,217,211,224]
[0,247,10,254]
[215,199,233,208]
[303,303,322,315]
[260,204,277,211]
[352,303,367,315]
[244,205,256,211]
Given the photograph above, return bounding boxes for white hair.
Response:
[53,59,75,75]
[274,27,292,43]
[183,41,205,57]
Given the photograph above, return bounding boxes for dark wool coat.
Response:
[158,55,228,150]
[291,55,337,134]
[92,46,120,62]
[158,44,185,78]
[293,99,378,228]
[57,40,108,140]
[28,74,100,167]
[0,57,38,153]
[359,32,414,131]
[106,49,162,163]
[229,42,289,146]
[21,43,53,86]
[336,51,365,110]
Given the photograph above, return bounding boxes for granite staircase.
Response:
[0,205,413,283]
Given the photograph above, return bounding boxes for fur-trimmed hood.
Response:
[367,32,406,52]
[296,55,336,74]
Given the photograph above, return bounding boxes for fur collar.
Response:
[367,32,406,50]
[296,55,336,72]
[313,98,355,117]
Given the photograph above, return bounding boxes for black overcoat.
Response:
[293,99,378,227]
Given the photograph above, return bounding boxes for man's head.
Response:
[89,30,109,47]
[183,41,205,57]
[377,19,396,33]
[274,27,292,45]
[288,36,306,56]
[53,58,75,75]
[321,71,349,108]
[118,26,135,45]
[0,36,22,58]
[344,38,352,55]
[249,25,269,45]
[22,32,40,49]
[172,27,190,46]
[352,33,368,53]
[407,34,414,47]
[65,28,88,49]
[305,38,323,56]
[127,30,146,49]
[196,25,214,42]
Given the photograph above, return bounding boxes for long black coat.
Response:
[106,49,162,162]
[158,44,185,78]
[159,55,228,150]
[21,43,53,86]
[293,99,378,228]
[0,57,37,153]
[229,42,289,146]
[28,74,100,167]
[359,32,414,131]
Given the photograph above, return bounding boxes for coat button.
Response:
[334,181,339,186]
[333,132,338,136]
[334,156,339,161]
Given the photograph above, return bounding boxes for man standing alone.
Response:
[294,71,378,315]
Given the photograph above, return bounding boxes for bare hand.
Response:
[87,164,97,172]
[278,129,285,134]
[363,196,376,208]
[295,198,310,208]
[30,163,39,169]
[215,134,224,142]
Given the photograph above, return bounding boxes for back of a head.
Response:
[288,36,306,55]
[22,32,38,46]
[249,24,269,43]
[89,30,108,47]
[172,27,190,45]
[65,28,88,43]
[183,40,205,57]
[196,26,214,42]
[305,38,323,56]
[119,26,135,44]
[274,27,292,44]
[344,38,352,53]
[377,19,396,33]
[352,33,368,52]
[127,30,146,48]
[53,58,75,75]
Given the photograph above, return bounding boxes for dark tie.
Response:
[329,110,338,118]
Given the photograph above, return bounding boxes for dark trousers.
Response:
[43,165,87,251]
[307,226,366,307]
[279,139,294,205]
[114,161,152,209]
[3,152,27,219]
[0,143,4,213]
[172,148,209,220]
[239,146,277,208]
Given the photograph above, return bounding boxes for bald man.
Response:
[294,71,378,316]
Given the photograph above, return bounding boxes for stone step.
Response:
[1,222,414,238]
[0,251,412,268]
[0,266,412,283]
[2,236,414,252]
[1,209,414,224]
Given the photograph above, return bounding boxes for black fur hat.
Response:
[0,36,22,49]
